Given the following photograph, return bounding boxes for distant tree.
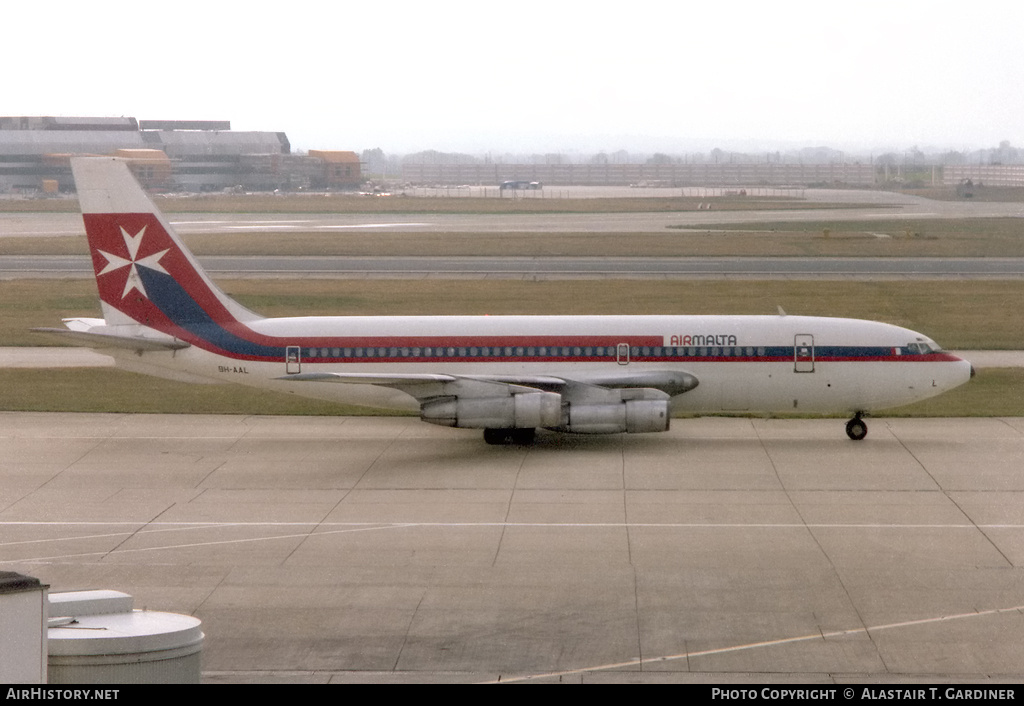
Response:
[361,148,386,176]
[940,150,965,165]
[796,146,843,164]
[994,140,1020,164]
[402,150,479,165]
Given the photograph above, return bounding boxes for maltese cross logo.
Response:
[97,226,170,299]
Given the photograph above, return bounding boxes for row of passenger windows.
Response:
[303,345,773,359]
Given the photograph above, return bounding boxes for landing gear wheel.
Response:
[845,415,868,441]
[483,428,536,445]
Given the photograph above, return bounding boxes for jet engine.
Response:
[561,399,670,434]
[421,391,562,429]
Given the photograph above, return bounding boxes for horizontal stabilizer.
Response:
[32,327,190,352]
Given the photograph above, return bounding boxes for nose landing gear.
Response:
[845,413,868,441]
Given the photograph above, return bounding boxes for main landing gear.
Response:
[845,413,868,441]
[483,428,537,446]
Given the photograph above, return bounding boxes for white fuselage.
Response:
[107,313,973,417]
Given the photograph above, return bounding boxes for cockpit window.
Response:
[907,342,939,354]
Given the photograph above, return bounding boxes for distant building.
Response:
[402,161,877,188]
[942,165,1024,188]
[307,150,363,189]
[0,116,359,193]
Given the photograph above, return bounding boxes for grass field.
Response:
[0,193,844,215]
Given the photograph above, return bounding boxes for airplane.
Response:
[38,156,974,445]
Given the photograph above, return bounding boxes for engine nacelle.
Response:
[421,391,562,429]
[563,399,671,434]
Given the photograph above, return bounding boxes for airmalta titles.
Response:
[668,334,738,347]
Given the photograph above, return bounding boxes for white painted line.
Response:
[489,604,1024,683]
[3,520,1022,565]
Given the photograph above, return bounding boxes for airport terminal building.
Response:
[0,116,362,193]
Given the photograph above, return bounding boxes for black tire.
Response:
[483,428,536,445]
[846,417,868,441]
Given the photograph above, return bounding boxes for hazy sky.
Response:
[9,0,1023,155]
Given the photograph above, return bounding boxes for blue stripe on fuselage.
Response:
[141,268,282,358]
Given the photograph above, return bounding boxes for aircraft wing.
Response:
[280,369,698,433]
[280,371,564,400]
[280,369,699,400]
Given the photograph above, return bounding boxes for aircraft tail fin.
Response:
[71,157,263,334]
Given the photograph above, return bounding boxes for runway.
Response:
[6,190,1024,281]
[2,189,1024,239]
[6,255,1024,280]
[3,412,1024,683]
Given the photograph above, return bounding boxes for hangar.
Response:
[0,116,361,193]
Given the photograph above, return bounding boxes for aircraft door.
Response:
[286,346,302,375]
[794,334,815,373]
[616,343,630,365]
